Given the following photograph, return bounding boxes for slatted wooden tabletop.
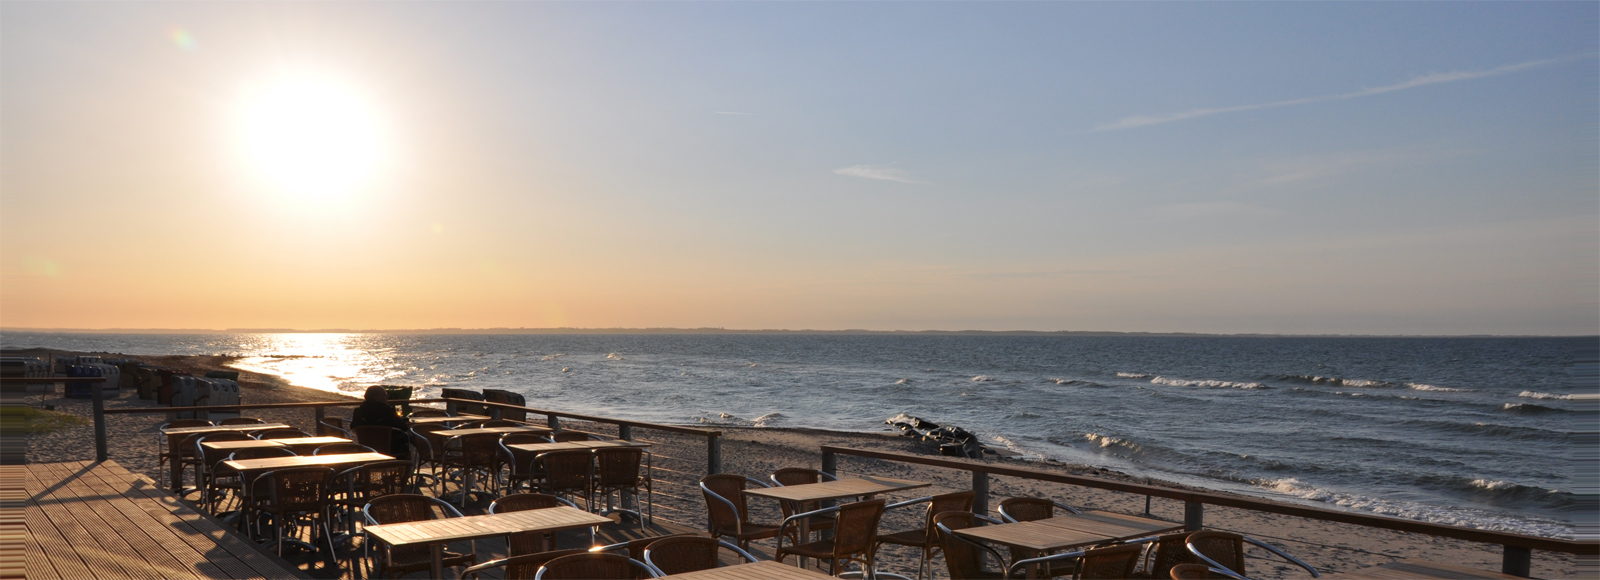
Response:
[443,426,550,436]
[1322,559,1525,579]
[506,440,652,454]
[16,460,304,580]
[199,440,286,452]
[655,560,836,579]
[160,423,290,437]
[743,475,929,503]
[408,414,488,425]
[1035,510,1183,539]
[364,506,612,547]
[221,451,392,474]
[952,520,1110,552]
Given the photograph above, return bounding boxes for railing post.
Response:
[490,406,502,420]
[315,405,325,428]
[1501,545,1531,577]
[92,380,107,462]
[1184,500,1204,531]
[822,449,836,478]
[445,397,458,416]
[973,471,989,517]
[547,414,560,431]
[618,425,632,441]
[706,433,722,475]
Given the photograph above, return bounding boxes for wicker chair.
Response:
[876,490,976,580]
[769,467,840,543]
[352,425,401,455]
[488,493,581,556]
[192,432,252,514]
[459,549,585,580]
[591,536,695,580]
[363,494,477,579]
[997,496,1084,577]
[774,498,887,577]
[699,474,780,551]
[411,424,455,487]
[595,447,651,527]
[1168,564,1221,580]
[223,447,297,530]
[219,417,267,425]
[1184,531,1318,579]
[256,428,312,440]
[549,430,597,443]
[442,432,504,506]
[642,535,758,576]
[1136,533,1200,580]
[533,552,658,580]
[318,417,353,438]
[330,460,413,540]
[931,511,1008,580]
[533,449,595,510]
[497,433,549,492]
[313,443,375,456]
[251,466,338,566]
[156,419,213,491]
[1009,543,1147,580]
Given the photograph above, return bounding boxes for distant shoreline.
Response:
[2,327,1592,338]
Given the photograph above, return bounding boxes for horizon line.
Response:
[0,326,1592,339]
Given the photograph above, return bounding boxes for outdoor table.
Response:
[1034,510,1183,539]
[221,451,394,476]
[655,560,837,579]
[200,439,287,453]
[364,505,612,579]
[409,413,489,425]
[505,440,652,454]
[1322,559,1526,579]
[444,425,550,436]
[742,475,930,504]
[954,521,1112,579]
[270,436,353,453]
[160,422,291,491]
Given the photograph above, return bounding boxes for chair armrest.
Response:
[1243,536,1319,577]
[1008,549,1086,578]
[776,504,843,553]
[885,496,934,512]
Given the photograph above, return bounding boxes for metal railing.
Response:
[820,445,1596,578]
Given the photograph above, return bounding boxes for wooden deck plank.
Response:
[23,461,305,580]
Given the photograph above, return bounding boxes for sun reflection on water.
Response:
[227,333,404,395]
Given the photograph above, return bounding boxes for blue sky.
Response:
[2,2,1595,334]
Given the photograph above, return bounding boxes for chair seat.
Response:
[876,528,932,547]
[777,537,841,560]
[736,522,782,541]
[385,548,475,576]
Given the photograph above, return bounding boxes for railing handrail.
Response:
[102,401,360,413]
[434,397,724,438]
[821,445,1595,555]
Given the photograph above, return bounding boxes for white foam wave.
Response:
[605,352,623,360]
[1469,478,1517,491]
[1407,383,1466,392]
[1084,433,1143,453]
[540,353,565,361]
[971,375,995,382]
[560,367,571,373]
[1151,376,1267,389]
[1255,478,1574,538]
[1048,377,1074,385]
[1116,372,1150,378]
[1518,391,1581,400]
[894,378,912,384]
[752,412,785,427]
[1335,391,1367,397]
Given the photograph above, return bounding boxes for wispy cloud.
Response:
[1094,57,1574,132]
[714,111,754,115]
[834,165,931,185]
[1150,201,1281,222]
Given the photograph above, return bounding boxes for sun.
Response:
[241,76,381,197]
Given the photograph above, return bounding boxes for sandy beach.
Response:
[18,350,1579,579]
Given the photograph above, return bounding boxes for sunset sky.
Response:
[2,2,1595,335]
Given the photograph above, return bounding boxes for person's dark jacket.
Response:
[350,401,412,460]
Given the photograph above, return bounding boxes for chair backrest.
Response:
[352,425,398,455]
[219,417,266,425]
[1168,564,1213,580]
[480,419,522,428]
[464,549,586,580]
[165,419,214,428]
[550,431,595,443]
[535,553,654,580]
[921,490,977,534]
[257,466,333,514]
[1185,531,1247,577]
[537,450,594,493]
[365,493,463,525]
[490,493,575,514]
[595,448,643,487]
[933,511,1000,580]
[228,447,297,461]
[640,535,719,576]
[700,474,755,534]
[1145,532,1199,580]
[313,442,375,456]
[999,496,1057,522]
[830,498,887,559]
[344,459,413,500]
[771,467,833,487]
[1074,543,1145,580]
[256,428,312,440]
[194,433,251,470]
[412,424,453,459]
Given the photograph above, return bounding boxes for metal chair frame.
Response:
[1184,532,1319,580]
[641,536,758,577]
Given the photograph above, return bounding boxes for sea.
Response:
[5,331,1594,539]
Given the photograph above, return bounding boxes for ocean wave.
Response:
[1517,391,1585,400]
[1407,383,1468,392]
[1401,419,1572,441]
[971,375,996,382]
[1116,372,1150,378]
[1255,478,1575,537]
[751,412,785,427]
[540,354,565,361]
[1048,377,1106,387]
[1083,433,1145,456]
[605,352,624,360]
[1502,402,1571,415]
[1152,376,1267,390]
[894,378,913,385]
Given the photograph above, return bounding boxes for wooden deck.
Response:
[14,460,306,580]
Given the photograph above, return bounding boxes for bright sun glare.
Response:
[242,76,380,197]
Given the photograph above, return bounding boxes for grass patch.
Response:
[0,405,88,436]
